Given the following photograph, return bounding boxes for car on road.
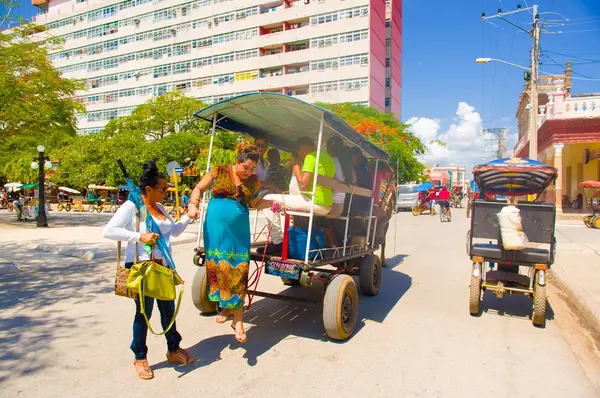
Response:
[396,184,418,210]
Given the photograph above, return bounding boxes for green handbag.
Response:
[126,259,184,335]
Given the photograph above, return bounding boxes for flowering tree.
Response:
[317,103,428,183]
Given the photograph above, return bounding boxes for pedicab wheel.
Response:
[469,273,482,315]
[192,252,201,266]
[592,215,600,229]
[323,275,358,341]
[65,203,71,212]
[584,215,593,228]
[411,206,419,216]
[110,205,118,213]
[57,203,64,212]
[359,254,382,296]
[96,206,103,213]
[191,266,217,314]
[7,203,13,212]
[532,271,547,327]
[89,205,96,213]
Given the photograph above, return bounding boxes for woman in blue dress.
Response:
[189,141,271,343]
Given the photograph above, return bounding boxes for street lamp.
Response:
[31,145,50,227]
[476,57,538,160]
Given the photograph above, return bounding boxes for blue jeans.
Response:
[126,263,182,360]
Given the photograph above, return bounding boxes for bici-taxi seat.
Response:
[471,243,550,264]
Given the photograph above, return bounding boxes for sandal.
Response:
[231,323,247,343]
[134,359,154,380]
[166,348,195,365]
[216,309,232,324]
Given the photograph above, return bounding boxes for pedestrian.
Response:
[429,186,437,215]
[104,160,195,380]
[187,142,272,343]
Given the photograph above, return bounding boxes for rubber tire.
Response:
[469,273,482,316]
[110,205,117,213]
[191,267,217,314]
[532,271,547,327]
[593,215,600,229]
[584,216,593,228]
[192,253,201,266]
[65,203,71,212]
[359,254,382,296]
[57,204,64,212]
[7,203,13,212]
[89,205,96,213]
[411,206,419,216]
[323,275,359,341]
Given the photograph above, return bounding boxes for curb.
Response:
[550,269,600,336]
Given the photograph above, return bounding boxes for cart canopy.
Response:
[59,187,81,194]
[88,184,118,191]
[580,180,600,189]
[19,183,38,190]
[473,158,557,196]
[194,93,389,160]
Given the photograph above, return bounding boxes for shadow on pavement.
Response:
[153,254,412,375]
[480,293,555,326]
[0,242,110,382]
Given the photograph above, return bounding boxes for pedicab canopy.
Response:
[194,93,389,160]
[472,158,557,196]
[580,180,600,189]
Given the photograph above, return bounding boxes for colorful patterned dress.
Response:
[204,165,260,309]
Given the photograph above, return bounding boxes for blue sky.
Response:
[4,0,600,169]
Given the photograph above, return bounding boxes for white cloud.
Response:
[407,102,490,173]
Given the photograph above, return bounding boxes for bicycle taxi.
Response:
[467,158,557,326]
[56,187,81,212]
[580,180,600,229]
[189,93,396,341]
[87,185,118,213]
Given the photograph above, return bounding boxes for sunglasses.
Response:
[156,187,168,194]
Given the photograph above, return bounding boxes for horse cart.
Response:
[467,158,557,326]
[189,93,396,341]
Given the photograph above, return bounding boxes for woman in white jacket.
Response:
[104,161,194,380]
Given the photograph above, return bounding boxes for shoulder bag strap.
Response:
[139,280,184,336]
[135,211,140,263]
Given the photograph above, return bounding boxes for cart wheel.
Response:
[584,215,593,228]
[65,203,71,212]
[532,271,547,327]
[411,206,419,216]
[7,203,13,212]
[110,205,117,213]
[57,204,64,212]
[323,275,358,341]
[169,209,177,217]
[191,267,217,314]
[192,252,201,266]
[593,215,600,229]
[89,205,96,213]
[469,272,482,316]
[359,254,382,296]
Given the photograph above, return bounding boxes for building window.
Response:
[385,78,390,87]
[386,57,390,67]
[310,81,338,93]
[385,97,391,106]
[235,49,259,60]
[311,58,339,71]
[235,70,259,81]
[153,65,171,78]
[172,61,191,75]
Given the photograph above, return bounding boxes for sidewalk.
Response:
[0,211,198,267]
[552,223,600,334]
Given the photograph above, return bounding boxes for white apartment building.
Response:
[32,0,402,134]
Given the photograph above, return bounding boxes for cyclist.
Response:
[438,185,451,219]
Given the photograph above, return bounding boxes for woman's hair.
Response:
[139,160,166,191]
[236,141,260,164]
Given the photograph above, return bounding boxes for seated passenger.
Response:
[260,137,336,254]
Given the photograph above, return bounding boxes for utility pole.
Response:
[529,4,540,160]
[481,4,540,160]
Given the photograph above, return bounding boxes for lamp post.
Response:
[31,145,51,227]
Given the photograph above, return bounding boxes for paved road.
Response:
[0,209,598,397]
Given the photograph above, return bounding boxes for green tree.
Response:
[103,91,209,139]
[0,13,84,182]
[317,103,427,183]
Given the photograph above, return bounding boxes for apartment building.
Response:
[32,0,402,134]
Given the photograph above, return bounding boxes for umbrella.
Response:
[414,181,434,192]
[59,187,81,194]
[4,182,22,192]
